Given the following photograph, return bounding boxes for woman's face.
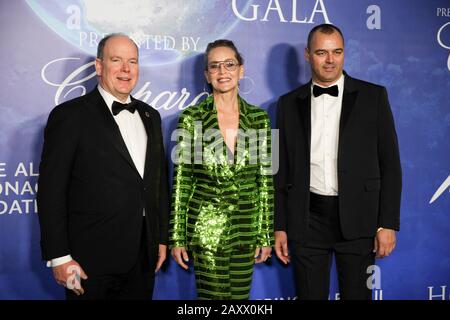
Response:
[204,46,244,94]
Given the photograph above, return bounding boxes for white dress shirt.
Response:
[97,85,147,179]
[310,74,344,196]
[48,85,147,267]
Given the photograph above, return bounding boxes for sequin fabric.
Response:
[169,95,274,296]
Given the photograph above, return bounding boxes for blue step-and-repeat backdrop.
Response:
[0,0,448,300]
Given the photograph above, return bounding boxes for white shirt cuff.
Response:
[46,255,73,267]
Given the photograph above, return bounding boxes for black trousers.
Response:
[291,192,375,300]
[66,220,157,300]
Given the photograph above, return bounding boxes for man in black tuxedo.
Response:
[274,24,402,300]
[37,34,169,299]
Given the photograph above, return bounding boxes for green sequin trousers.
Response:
[193,246,255,300]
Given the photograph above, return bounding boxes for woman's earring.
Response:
[238,76,254,95]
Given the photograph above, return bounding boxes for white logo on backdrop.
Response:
[428,285,448,300]
[41,57,208,109]
[231,0,330,23]
[41,58,95,106]
[429,175,450,204]
[436,21,450,71]
[26,0,253,66]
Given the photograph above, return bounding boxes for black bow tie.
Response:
[313,85,339,97]
[112,100,137,116]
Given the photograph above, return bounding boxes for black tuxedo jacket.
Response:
[37,88,169,275]
[275,73,402,242]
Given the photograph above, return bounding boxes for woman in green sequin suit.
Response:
[169,40,274,300]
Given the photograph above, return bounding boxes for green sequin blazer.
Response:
[169,95,274,252]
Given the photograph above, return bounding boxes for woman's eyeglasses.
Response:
[207,60,239,73]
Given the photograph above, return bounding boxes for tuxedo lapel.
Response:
[339,74,358,134]
[297,83,312,156]
[87,89,141,178]
[234,97,252,171]
[201,97,233,169]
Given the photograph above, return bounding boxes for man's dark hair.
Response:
[307,24,344,49]
[204,39,244,70]
[97,33,138,59]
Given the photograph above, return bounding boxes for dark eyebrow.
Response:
[314,48,343,53]
[209,59,236,63]
[109,56,138,61]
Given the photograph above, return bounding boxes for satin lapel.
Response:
[87,89,140,177]
[297,84,311,157]
[136,103,155,181]
[202,98,232,170]
[235,98,251,171]
[339,75,358,135]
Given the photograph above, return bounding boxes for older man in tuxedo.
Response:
[37,33,169,300]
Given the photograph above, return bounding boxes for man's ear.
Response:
[95,58,102,77]
[304,47,310,62]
